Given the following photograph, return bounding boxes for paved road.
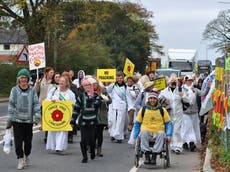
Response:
[0,101,200,172]
[0,131,200,172]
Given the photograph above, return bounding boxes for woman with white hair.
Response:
[159,73,189,154]
[46,75,76,153]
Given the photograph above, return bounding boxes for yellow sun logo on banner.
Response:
[42,100,73,131]
[123,58,135,76]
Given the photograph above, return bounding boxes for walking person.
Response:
[159,73,190,154]
[34,67,55,143]
[106,71,134,143]
[6,68,41,170]
[45,75,76,153]
[180,75,211,151]
[62,71,80,143]
[90,78,112,156]
[71,79,102,163]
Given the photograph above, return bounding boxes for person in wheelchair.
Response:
[134,90,173,165]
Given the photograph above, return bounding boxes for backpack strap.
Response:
[141,105,164,120]
[141,105,147,119]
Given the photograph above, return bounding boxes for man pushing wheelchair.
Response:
[134,89,173,165]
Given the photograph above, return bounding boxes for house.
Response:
[0,29,28,64]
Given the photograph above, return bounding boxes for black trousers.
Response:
[12,122,33,159]
[95,125,105,147]
[80,125,96,158]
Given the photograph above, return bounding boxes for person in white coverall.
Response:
[180,75,211,151]
[106,71,134,143]
[159,73,190,154]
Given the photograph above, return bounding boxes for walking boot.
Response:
[183,142,189,150]
[90,146,95,160]
[144,152,151,165]
[151,153,157,165]
[189,142,196,152]
[80,143,88,163]
[97,147,103,157]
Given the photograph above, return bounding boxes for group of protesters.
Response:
[5,66,212,169]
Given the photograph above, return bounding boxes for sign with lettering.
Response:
[42,100,73,131]
[97,69,116,82]
[153,76,167,91]
[28,42,46,70]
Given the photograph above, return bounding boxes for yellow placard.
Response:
[152,77,167,91]
[215,67,224,81]
[42,100,73,131]
[123,58,135,76]
[97,69,116,82]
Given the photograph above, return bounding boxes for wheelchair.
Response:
[134,135,170,169]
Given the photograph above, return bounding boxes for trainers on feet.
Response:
[17,158,24,170]
[24,156,30,167]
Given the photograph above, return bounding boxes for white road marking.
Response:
[0,116,8,119]
[129,158,144,172]
[129,166,138,172]
[0,125,41,144]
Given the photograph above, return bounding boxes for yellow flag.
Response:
[42,100,73,131]
[123,58,135,76]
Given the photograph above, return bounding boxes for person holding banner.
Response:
[71,79,102,163]
[45,75,76,153]
[6,68,41,170]
[34,66,55,143]
[106,71,134,143]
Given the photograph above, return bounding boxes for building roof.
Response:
[0,30,28,44]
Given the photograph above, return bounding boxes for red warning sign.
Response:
[16,46,28,62]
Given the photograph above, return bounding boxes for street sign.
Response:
[16,46,29,62]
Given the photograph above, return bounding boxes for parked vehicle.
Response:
[167,49,197,76]
[197,60,212,74]
[156,68,181,77]
[145,56,161,73]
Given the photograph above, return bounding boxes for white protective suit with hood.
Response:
[181,82,210,145]
[160,86,189,152]
[106,83,134,141]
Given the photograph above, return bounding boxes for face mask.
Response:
[171,81,177,88]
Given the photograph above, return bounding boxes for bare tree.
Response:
[203,9,230,54]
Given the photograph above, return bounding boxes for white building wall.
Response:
[0,44,24,55]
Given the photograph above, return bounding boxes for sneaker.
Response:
[175,149,181,155]
[17,158,24,170]
[24,156,30,167]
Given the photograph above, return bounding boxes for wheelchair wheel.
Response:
[134,155,139,167]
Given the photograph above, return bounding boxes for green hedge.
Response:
[0,64,24,97]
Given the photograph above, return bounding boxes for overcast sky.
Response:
[128,0,230,65]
